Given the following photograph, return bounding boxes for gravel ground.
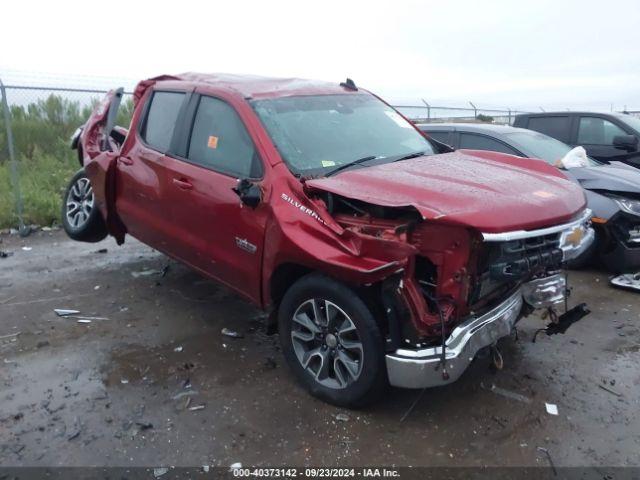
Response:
[0,230,639,469]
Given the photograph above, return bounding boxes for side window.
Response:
[425,131,452,145]
[528,116,571,143]
[141,91,185,152]
[459,133,519,155]
[577,117,627,145]
[188,96,261,178]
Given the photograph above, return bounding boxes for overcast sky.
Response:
[2,0,638,111]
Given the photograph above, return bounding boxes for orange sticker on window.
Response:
[207,136,219,149]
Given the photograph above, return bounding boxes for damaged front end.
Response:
[301,188,594,389]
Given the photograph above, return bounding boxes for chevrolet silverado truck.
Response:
[63,73,594,407]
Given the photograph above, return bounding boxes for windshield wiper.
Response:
[391,150,427,163]
[325,155,378,177]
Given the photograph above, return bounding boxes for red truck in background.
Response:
[63,73,594,407]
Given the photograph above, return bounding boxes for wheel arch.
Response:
[268,262,314,307]
[265,262,392,337]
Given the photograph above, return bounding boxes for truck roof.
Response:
[134,72,361,103]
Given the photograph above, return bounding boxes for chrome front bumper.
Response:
[385,289,524,389]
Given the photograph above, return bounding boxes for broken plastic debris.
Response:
[54,310,108,322]
[172,390,199,401]
[174,346,183,352]
[482,382,531,404]
[598,384,622,397]
[545,402,559,415]
[610,273,640,292]
[131,269,164,278]
[221,327,243,338]
[21,246,32,251]
[0,331,21,340]
[335,413,349,422]
[188,404,205,411]
[153,467,169,478]
[121,378,129,384]
[67,417,82,441]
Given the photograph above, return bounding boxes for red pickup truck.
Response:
[64,73,594,407]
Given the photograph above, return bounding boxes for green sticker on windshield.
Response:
[321,160,336,167]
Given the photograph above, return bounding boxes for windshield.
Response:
[251,94,434,176]
[504,131,601,167]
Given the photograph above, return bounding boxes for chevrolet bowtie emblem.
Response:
[565,227,584,247]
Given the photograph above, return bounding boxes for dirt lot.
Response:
[0,230,639,468]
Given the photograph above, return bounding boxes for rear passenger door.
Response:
[161,93,267,302]
[576,115,630,159]
[116,89,188,250]
[526,116,574,145]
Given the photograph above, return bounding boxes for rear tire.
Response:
[61,169,108,243]
[278,273,387,408]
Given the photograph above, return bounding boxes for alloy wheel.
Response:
[290,298,363,389]
[66,177,94,229]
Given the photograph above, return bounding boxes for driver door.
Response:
[163,93,267,303]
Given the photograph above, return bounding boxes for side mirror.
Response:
[613,134,638,152]
[233,179,261,208]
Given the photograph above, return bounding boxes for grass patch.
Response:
[0,92,134,229]
[0,151,78,229]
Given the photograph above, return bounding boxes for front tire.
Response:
[278,273,387,408]
[61,169,108,243]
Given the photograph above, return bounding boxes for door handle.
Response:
[173,178,193,190]
[119,156,133,166]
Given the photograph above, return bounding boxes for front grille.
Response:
[488,234,563,281]
[471,233,562,306]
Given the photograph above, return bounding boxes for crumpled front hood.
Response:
[565,161,640,194]
[306,151,587,233]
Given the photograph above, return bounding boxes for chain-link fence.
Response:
[0,82,133,232]
[392,102,530,124]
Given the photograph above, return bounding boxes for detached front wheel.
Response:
[61,169,107,242]
[278,274,387,407]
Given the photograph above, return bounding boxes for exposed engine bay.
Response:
[316,191,570,346]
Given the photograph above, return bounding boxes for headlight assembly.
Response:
[610,195,640,216]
